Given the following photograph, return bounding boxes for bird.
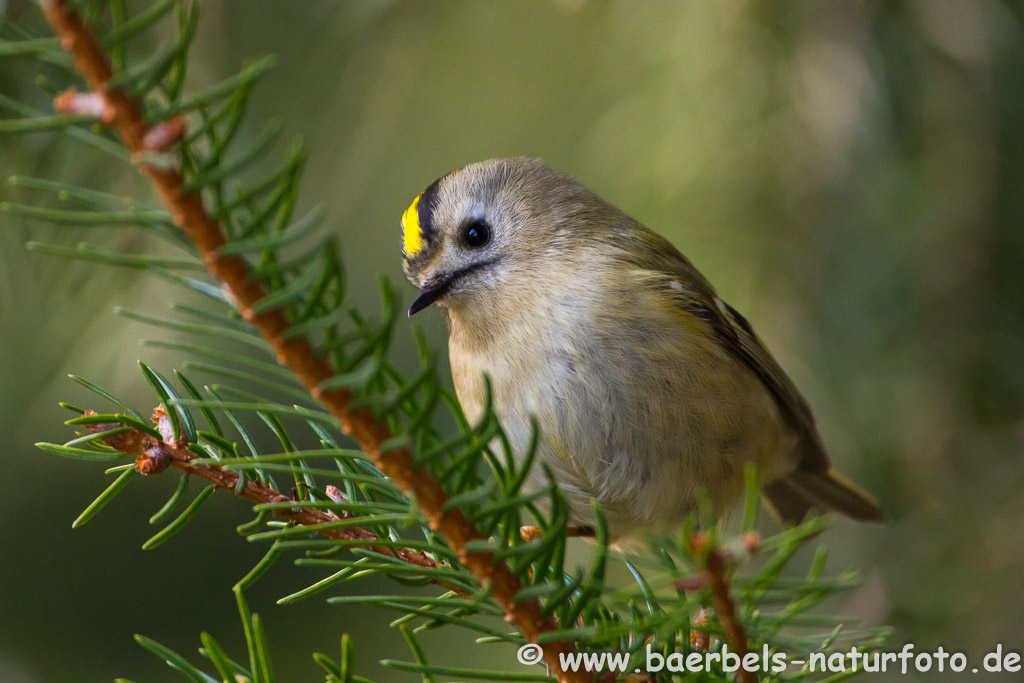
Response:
[400,157,883,541]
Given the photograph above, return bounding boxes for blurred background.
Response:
[2,1,1023,681]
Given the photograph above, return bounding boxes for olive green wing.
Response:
[620,231,826,460]
[624,231,883,523]
[665,270,830,471]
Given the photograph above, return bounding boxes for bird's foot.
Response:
[519,525,595,542]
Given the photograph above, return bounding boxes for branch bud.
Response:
[136,444,172,475]
[54,87,114,122]
[142,116,186,153]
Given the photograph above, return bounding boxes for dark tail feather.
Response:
[763,469,884,525]
[762,478,817,525]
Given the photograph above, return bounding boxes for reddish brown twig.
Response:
[41,2,583,679]
[687,532,757,683]
[86,410,440,570]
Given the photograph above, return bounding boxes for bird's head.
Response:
[401,157,606,317]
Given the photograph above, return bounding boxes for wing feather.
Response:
[618,230,831,473]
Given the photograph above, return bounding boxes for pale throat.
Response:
[444,276,550,350]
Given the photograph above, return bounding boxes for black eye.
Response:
[462,220,491,248]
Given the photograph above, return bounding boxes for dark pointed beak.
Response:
[407,259,498,317]
[408,278,451,316]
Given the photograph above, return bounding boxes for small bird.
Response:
[401,157,882,540]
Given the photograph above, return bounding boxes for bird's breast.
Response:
[443,275,792,535]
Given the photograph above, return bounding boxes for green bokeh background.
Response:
[2,1,1023,681]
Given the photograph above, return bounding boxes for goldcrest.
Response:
[401,157,882,540]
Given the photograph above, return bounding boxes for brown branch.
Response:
[688,533,757,683]
[41,2,583,679]
[89,410,440,570]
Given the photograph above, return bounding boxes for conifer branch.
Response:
[84,408,442,572]
[41,1,583,678]
[702,540,755,683]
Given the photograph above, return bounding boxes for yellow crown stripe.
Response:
[402,194,424,256]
